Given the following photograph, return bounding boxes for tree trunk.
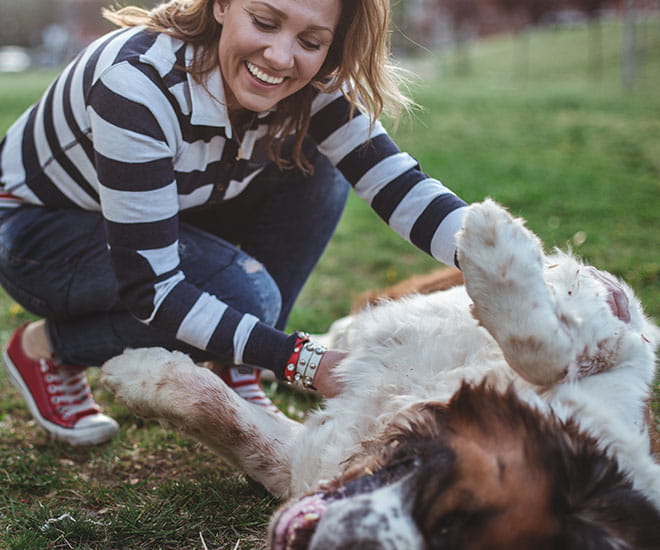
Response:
[453,23,472,76]
[588,17,603,81]
[513,29,530,81]
[622,0,637,91]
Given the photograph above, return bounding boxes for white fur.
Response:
[102,199,660,508]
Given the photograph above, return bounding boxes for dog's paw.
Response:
[456,200,575,386]
[102,347,194,418]
[457,199,544,283]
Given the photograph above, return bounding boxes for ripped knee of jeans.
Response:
[239,258,281,327]
[240,257,264,274]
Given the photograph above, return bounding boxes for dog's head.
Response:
[270,384,660,549]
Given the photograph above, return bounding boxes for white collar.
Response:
[185,45,274,139]
[186,45,233,135]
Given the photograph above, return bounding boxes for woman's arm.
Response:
[310,90,467,269]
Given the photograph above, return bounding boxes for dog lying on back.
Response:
[103,200,660,549]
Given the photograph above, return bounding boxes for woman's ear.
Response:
[213,1,227,25]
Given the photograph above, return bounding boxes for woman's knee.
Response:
[230,256,282,326]
[179,225,282,325]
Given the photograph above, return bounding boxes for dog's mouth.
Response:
[270,493,327,550]
[270,475,393,549]
[270,457,422,550]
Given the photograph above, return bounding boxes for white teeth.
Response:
[246,61,284,85]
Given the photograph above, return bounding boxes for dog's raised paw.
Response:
[458,199,544,283]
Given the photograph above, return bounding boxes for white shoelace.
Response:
[41,360,97,419]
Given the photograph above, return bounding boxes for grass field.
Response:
[1,19,659,549]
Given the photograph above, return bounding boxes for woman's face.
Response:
[214,0,342,114]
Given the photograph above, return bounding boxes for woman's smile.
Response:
[245,61,285,85]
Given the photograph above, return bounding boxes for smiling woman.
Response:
[0,0,468,448]
[213,0,341,114]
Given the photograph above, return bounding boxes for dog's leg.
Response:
[102,348,301,498]
[457,200,577,386]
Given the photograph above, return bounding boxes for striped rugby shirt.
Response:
[0,27,467,378]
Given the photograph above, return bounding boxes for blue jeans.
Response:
[0,153,349,367]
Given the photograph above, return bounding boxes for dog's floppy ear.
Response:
[556,437,660,549]
[561,494,660,549]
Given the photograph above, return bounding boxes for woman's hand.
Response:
[312,349,349,398]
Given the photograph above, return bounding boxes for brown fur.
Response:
[319,384,660,549]
[353,267,464,311]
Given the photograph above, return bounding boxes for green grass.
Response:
[1,19,659,548]
[293,20,660,331]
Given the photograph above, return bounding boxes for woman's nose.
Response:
[263,34,295,70]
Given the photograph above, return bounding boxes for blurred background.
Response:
[0,0,656,90]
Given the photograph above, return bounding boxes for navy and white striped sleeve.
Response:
[309,91,467,268]
[87,62,294,376]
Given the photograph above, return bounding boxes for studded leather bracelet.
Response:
[284,332,327,390]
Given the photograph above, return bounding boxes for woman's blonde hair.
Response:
[104,0,412,173]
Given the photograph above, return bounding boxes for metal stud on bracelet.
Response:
[284,332,326,390]
[297,341,327,389]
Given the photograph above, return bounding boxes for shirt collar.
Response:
[186,45,233,135]
[185,45,274,139]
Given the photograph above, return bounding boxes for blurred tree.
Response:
[439,0,481,75]
[524,0,562,24]
[393,0,449,55]
[494,0,562,78]
[0,0,158,62]
[492,0,530,78]
[622,0,637,90]
[569,0,609,79]
[0,0,58,47]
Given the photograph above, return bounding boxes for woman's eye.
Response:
[299,38,321,51]
[252,16,276,31]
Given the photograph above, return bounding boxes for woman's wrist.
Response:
[312,350,347,398]
[283,332,346,397]
[283,332,326,390]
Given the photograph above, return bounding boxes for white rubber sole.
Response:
[2,349,118,446]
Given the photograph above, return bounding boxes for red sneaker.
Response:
[3,324,119,446]
[219,366,282,414]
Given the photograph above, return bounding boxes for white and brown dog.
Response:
[103,200,660,549]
